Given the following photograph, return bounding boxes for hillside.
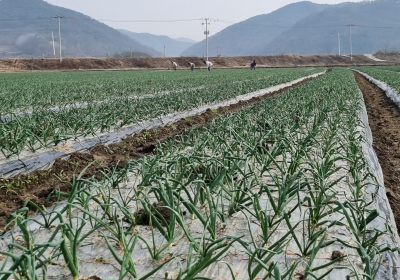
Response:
[266,0,400,55]
[181,0,400,56]
[119,30,197,57]
[181,1,330,56]
[175,38,198,44]
[0,0,161,58]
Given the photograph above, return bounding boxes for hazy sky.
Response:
[44,0,365,41]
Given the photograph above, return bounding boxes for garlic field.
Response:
[354,66,400,94]
[0,68,399,280]
[0,68,322,160]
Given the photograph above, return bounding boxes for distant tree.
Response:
[383,42,390,58]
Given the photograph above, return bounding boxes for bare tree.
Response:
[383,42,390,58]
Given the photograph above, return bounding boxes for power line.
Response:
[0,17,202,23]
[79,18,203,23]
[216,20,349,29]
[0,17,53,22]
[358,24,400,29]
[1,16,400,30]
[216,20,400,30]
[0,27,54,33]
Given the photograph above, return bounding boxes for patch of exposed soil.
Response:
[354,72,400,234]
[77,276,101,280]
[0,75,317,229]
[134,202,171,226]
[331,250,344,260]
[0,55,392,72]
[294,272,304,280]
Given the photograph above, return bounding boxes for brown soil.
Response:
[77,276,101,280]
[294,273,304,280]
[331,250,344,260]
[134,202,171,226]
[354,72,400,234]
[0,54,392,72]
[0,74,317,229]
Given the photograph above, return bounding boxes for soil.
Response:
[294,273,304,280]
[354,72,400,234]
[0,74,318,229]
[77,276,101,280]
[0,55,393,72]
[331,250,344,260]
[134,202,171,226]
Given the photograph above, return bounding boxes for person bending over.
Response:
[172,61,178,70]
[188,62,195,71]
[204,60,213,71]
[250,60,256,70]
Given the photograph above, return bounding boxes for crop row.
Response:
[364,65,400,73]
[0,68,323,159]
[1,68,397,279]
[354,66,400,93]
[0,68,322,113]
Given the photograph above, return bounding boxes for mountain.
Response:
[175,38,198,44]
[119,30,197,57]
[265,0,400,55]
[181,0,400,57]
[181,1,330,57]
[0,0,161,58]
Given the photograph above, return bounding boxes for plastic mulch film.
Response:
[358,87,400,279]
[0,84,211,123]
[0,155,372,279]
[1,72,400,279]
[0,71,325,178]
[353,69,400,108]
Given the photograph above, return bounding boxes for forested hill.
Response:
[182,0,400,56]
[0,0,161,58]
[265,0,400,55]
[181,1,329,56]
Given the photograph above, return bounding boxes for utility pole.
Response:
[347,24,356,61]
[202,18,210,61]
[52,31,56,58]
[338,33,341,56]
[55,15,64,62]
[130,48,132,58]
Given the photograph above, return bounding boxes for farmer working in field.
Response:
[172,61,178,71]
[188,62,195,71]
[204,60,213,71]
[251,60,256,70]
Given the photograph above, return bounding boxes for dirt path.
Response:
[354,72,400,234]
[0,74,320,229]
[363,54,386,62]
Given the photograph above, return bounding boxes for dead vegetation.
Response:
[0,54,392,72]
